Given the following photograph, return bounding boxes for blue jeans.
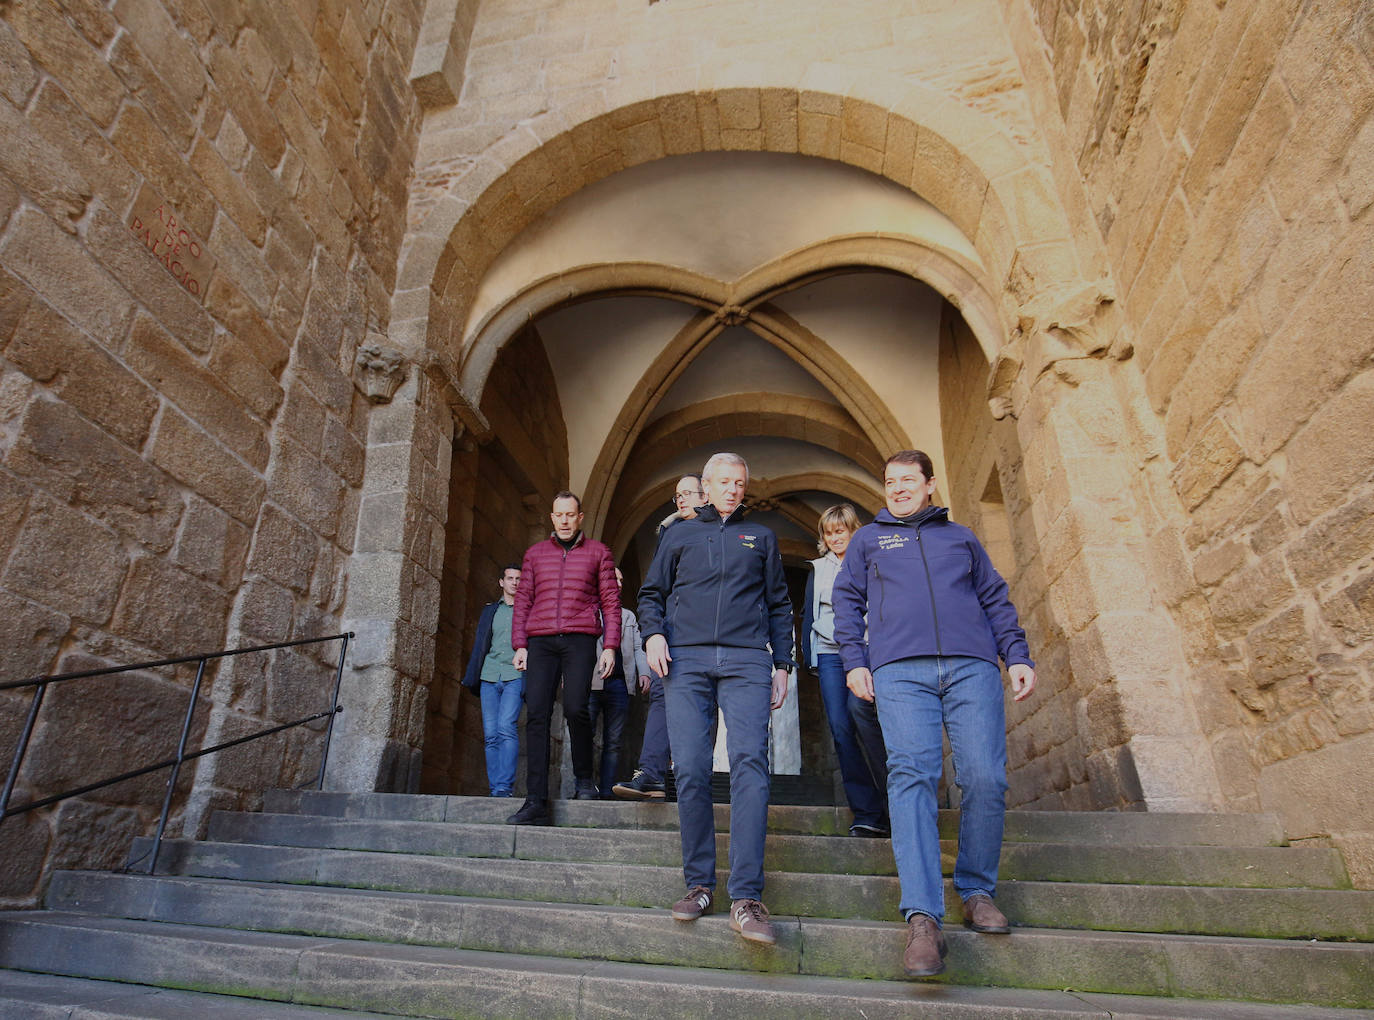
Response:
[480,676,525,796]
[873,655,1008,923]
[588,677,630,797]
[816,653,888,828]
[634,671,670,783]
[663,647,773,901]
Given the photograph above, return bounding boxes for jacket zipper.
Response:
[874,561,885,624]
[556,543,568,632]
[914,524,943,655]
[712,518,726,643]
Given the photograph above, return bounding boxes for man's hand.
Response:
[513,647,527,671]
[597,646,617,680]
[638,675,651,693]
[770,668,788,710]
[646,634,671,678]
[847,666,874,702]
[1009,663,1036,702]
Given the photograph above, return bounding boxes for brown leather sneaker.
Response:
[671,885,713,921]
[729,898,777,944]
[903,914,948,977]
[961,893,1010,933]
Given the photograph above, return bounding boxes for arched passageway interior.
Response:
[423,152,1027,799]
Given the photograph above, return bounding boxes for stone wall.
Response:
[938,303,1097,811]
[1021,0,1374,880]
[0,0,424,904]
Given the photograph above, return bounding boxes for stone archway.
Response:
[335,77,1227,817]
[390,75,1077,372]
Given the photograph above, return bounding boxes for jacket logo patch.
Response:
[878,534,909,551]
[738,534,757,549]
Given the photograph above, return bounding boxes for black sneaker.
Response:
[573,780,599,800]
[506,798,551,825]
[849,822,890,838]
[612,769,666,800]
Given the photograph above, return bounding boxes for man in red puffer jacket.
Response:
[506,491,621,825]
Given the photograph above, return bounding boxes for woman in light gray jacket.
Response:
[590,569,652,798]
[802,505,889,836]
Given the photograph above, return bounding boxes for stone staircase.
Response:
[0,791,1371,1018]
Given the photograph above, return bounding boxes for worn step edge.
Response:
[0,912,1368,1018]
[138,838,1374,941]
[262,791,1289,845]
[209,811,1351,889]
[43,872,1374,1008]
[0,967,406,1020]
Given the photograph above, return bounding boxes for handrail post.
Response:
[0,683,47,826]
[147,657,208,875]
[315,633,351,790]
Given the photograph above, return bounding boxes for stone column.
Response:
[996,287,1224,811]
[325,345,455,792]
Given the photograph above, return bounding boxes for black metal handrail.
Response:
[0,632,352,875]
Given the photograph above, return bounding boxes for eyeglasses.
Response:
[675,490,704,500]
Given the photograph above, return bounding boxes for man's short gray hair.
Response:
[702,452,749,483]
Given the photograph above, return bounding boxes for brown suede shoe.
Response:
[671,885,713,921]
[962,893,1010,933]
[903,914,947,977]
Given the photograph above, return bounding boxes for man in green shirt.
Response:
[461,565,525,796]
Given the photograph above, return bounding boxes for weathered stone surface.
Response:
[1210,555,1298,641]
[1287,493,1374,589]
[1283,370,1374,524]
[86,208,215,354]
[0,94,92,228]
[2,496,129,623]
[8,398,183,552]
[23,656,207,805]
[248,504,317,593]
[125,313,267,470]
[0,590,69,680]
[266,438,345,539]
[5,0,124,125]
[233,577,295,644]
[0,811,50,903]
[0,18,40,107]
[173,496,251,588]
[4,295,159,449]
[150,406,265,525]
[1320,568,1374,649]
[0,208,135,344]
[112,556,231,655]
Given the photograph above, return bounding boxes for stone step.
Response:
[1,911,1369,1017]
[43,871,1374,1008]
[0,967,403,1020]
[263,790,1291,846]
[138,837,1374,940]
[209,811,1351,889]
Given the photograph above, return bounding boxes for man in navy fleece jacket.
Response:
[833,450,1036,979]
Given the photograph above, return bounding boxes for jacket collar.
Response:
[695,503,748,525]
[547,530,586,548]
[874,505,948,528]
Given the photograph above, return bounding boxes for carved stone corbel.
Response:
[1020,281,1131,381]
[986,343,1023,421]
[353,336,409,404]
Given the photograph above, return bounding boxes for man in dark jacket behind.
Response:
[638,452,793,947]
[507,491,620,825]
[833,450,1036,979]
[460,563,524,797]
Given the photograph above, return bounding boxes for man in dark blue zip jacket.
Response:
[833,450,1036,979]
[638,452,793,947]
